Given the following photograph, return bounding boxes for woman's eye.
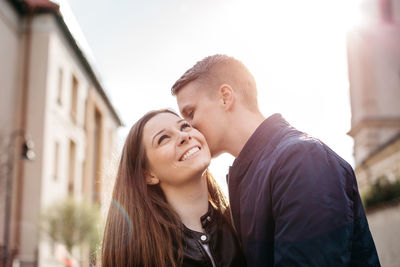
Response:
[157,135,169,145]
[180,123,191,131]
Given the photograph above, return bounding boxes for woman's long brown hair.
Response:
[101,109,231,267]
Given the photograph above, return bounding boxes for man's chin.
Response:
[210,149,223,158]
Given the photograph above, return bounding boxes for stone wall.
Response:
[366,200,400,267]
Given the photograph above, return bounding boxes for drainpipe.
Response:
[1,131,34,267]
[11,10,33,266]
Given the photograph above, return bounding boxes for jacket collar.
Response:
[183,202,215,243]
[228,113,290,184]
[182,202,214,232]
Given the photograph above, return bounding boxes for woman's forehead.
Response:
[144,113,181,134]
[150,112,181,125]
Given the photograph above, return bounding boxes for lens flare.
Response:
[112,199,133,244]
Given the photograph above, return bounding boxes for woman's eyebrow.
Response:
[152,129,165,145]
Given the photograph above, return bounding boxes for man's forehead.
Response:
[176,82,205,104]
[177,80,205,97]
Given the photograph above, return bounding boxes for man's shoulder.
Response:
[264,129,325,159]
[255,129,353,172]
[272,131,354,175]
[241,130,315,177]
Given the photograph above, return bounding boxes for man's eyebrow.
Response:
[181,106,190,116]
[151,120,186,145]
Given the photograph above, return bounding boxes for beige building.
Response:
[0,0,122,266]
[347,0,400,266]
[347,0,400,193]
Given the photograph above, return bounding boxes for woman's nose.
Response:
[178,131,191,145]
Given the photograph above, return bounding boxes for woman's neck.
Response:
[162,173,209,232]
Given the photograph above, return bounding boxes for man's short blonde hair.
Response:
[171,54,259,112]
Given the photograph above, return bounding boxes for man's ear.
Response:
[144,170,159,185]
[218,84,234,110]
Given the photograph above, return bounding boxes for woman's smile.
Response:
[179,146,201,161]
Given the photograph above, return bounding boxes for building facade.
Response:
[347,0,400,266]
[347,0,400,193]
[0,0,123,266]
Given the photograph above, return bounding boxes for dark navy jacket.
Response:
[227,114,380,267]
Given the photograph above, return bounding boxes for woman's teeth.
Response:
[181,147,200,161]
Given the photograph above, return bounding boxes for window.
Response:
[93,109,102,204]
[53,142,60,181]
[71,75,79,123]
[68,140,76,195]
[57,68,63,105]
[380,0,392,22]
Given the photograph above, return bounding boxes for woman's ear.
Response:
[144,170,159,185]
[218,84,234,110]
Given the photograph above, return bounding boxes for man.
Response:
[171,54,380,266]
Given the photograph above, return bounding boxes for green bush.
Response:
[363,176,400,209]
[40,197,103,260]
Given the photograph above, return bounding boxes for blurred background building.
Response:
[347,0,400,266]
[0,0,122,266]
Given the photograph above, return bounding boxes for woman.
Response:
[101,109,246,267]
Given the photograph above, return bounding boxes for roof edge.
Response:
[51,12,124,126]
[9,0,124,126]
[358,132,400,168]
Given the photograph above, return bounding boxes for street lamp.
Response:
[1,130,35,267]
[21,139,35,161]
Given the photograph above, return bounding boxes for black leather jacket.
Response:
[181,204,246,267]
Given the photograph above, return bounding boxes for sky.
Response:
[61,0,362,193]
